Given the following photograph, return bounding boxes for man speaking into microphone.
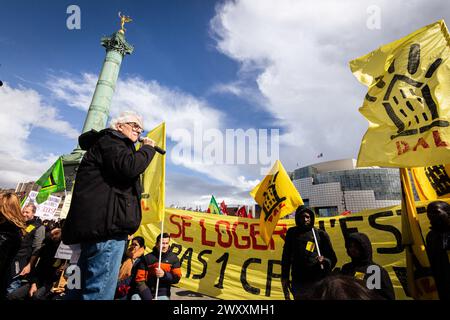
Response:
[63,110,156,300]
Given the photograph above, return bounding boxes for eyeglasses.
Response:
[123,122,143,133]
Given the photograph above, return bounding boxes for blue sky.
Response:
[1,0,449,207]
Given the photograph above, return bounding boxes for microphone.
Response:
[138,137,166,155]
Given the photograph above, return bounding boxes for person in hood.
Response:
[62,110,156,300]
[281,205,337,300]
[425,201,450,300]
[341,232,395,300]
[134,233,181,300]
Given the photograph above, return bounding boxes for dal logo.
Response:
[365,43,449,154]
[424,165,450,197]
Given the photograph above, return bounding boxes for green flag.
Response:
[207,195,221,214]
[35,157,66,204]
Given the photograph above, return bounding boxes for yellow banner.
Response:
[411,164,450,200]
[250,160,303,244]
[136,201,447,300]
[140,122,166,224]
[350,20,450,168]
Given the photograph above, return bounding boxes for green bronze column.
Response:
[80,31,133,134]
[62,14,134,191]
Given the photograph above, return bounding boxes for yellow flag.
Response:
[350,20,450,167]
[140,122,166,224]
[400,168,439,300]
[411,164,450,200]
[250,160,303,245]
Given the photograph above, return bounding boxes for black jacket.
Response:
[0,221,22,295]
[426,230,450,300]
[341,232,395,300]
[281,213,337,285]
[29,238,64,287]
[62,129,155,244]
[135,248,182,298]
[11,218,44,276]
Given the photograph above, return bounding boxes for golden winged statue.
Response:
[118,12,132,33]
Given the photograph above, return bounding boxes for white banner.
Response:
[54,242,81,263]
[59,193,71,220]
[23,191,62,221]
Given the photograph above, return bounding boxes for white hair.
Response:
[109,110,144,130]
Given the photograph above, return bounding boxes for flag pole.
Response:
[154,218,165,300]
[311,227,324,270]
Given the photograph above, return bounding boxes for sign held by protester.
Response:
[22,191,62,220]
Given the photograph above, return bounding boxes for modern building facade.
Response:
[15,181,36,194]
[291,159,402,217]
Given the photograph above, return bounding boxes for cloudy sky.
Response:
[0,0,448,208]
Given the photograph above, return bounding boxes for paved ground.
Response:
[170,286,219,300]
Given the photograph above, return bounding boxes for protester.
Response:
[340,232,395,300]
[6,203,46,297]
[306,274,383,300]
[115,236,146,300]
[135,233,181,300]
[0,193,26,298]
[281,205,337,299]
[62,110,156,300]
[425,201,450,300]
[7,227,65,300]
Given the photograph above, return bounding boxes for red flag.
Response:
[247,207,253,219]
[220,201,228,215]
[237,205,247,218]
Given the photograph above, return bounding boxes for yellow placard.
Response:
[305,241,315,252]
[136,199,447,300]
[354,272,366,281]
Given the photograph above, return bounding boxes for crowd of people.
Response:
[1,110,449,300]
[0,196,181,301]
[1,194,448,301]
[281,204,450,300]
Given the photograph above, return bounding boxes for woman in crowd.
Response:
[115,236,146,299]
[0,193,26,298]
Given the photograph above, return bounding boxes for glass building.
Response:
[290,159,402,217]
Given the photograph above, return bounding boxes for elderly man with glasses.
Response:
[62,110,156,300]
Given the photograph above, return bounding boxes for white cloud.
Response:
[0,84,78,187]
[47,73,224,131]
[210,0,449,169]
[47,73,264,204]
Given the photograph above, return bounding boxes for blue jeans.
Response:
[66,238,126,300]
[6,279,22,295]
